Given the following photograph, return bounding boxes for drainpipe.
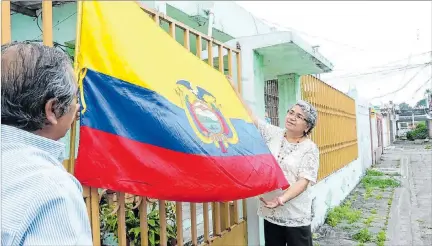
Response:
[369,108,374,165]
[412,111,415,129]
[207,8,215,37]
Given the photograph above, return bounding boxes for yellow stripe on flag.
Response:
[77,1,250,121]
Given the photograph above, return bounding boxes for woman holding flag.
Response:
[228,76,319,246]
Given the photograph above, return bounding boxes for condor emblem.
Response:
[175,80,238,153]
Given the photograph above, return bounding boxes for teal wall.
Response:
[277,74,301,127]
[11,3,77,44]
[9,2,234,160]
[253,51,266,118]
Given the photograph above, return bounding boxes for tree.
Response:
[399,102,412,110]
[415,99,427,108]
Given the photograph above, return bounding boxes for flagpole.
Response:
[68,1,84,175]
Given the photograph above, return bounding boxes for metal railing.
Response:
[301,75,358,181]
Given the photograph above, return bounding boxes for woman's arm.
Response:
[260,178,310,208]
[279,178,309,202]
[261,146,320,208]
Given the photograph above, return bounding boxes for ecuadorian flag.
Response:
[74,1,288,202]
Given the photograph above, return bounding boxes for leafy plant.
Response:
[353,228,372,243]
[366,169,384,176]
[376,230,386,245]
[100,198,177,246]
[64,40,75,61]
[406,122,429,140]
[326,201,361,227]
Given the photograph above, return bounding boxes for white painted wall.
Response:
[311,96,372,231]
[357,99,373,170]
[382,117,389,148]
[371,115,378,151]
[165,1,274,38]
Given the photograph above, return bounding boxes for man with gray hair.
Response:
[1,42,92,245]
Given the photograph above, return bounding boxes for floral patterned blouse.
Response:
[256,120,320,227]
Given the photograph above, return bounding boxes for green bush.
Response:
[406,123,429,140]
[406,131,414,141]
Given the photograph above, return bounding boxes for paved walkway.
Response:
[313,142,432,246]
[387,143,432,246]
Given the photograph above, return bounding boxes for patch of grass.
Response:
[371,208,377,215]
[312,233,319,240]
[363,215,375,226]
[376,194,383,200]
[364,186,373,199]
[366,169,384,176]
[425,144,431,149]
[388,197,393,206]
[362,176,400,189]
[353,228,372,243]
[341,225,352,230]
[376,230,386,246]
[326,201,361,227]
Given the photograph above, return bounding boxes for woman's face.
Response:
[284,105,309,135]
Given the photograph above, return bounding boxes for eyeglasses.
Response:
[287,110,308,122]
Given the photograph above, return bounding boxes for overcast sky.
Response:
[236,1,432,106]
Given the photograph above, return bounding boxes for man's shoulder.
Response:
[2,142,83,207]
[1,158,84,237]
[2,141,66,173]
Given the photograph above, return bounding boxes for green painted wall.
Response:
[11,3,77,44]
[253,51,266,119]
[163,5,233,55]
[277,74,301,127]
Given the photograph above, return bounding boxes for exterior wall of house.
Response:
[370,114,384,164]
[277,74,301,127]
[428,120,432,138]
[162,1,274,38]
[310,94,372,231]
[382,116,390,148]
[11,3,77,45]
[390,116,397,143]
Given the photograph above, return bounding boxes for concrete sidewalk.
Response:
[313,142,432,246]
[387,143,432,246]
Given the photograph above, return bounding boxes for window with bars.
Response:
[264,79,279,126]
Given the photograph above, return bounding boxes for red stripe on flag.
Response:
[75,126,288,202]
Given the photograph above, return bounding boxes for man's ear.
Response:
[45,98,58,125]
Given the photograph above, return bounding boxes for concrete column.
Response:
[236,46,266,246]
[277,73,301,127]
[428,120,432,138]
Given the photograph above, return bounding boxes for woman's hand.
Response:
[260,197,282,209]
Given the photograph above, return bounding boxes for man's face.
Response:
[57,97,80,139]
[43,67,80,141]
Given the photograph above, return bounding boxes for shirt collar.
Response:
[1,124,65,161]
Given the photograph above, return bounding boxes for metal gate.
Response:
[264,79,279,126]
[2,2,247,246]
